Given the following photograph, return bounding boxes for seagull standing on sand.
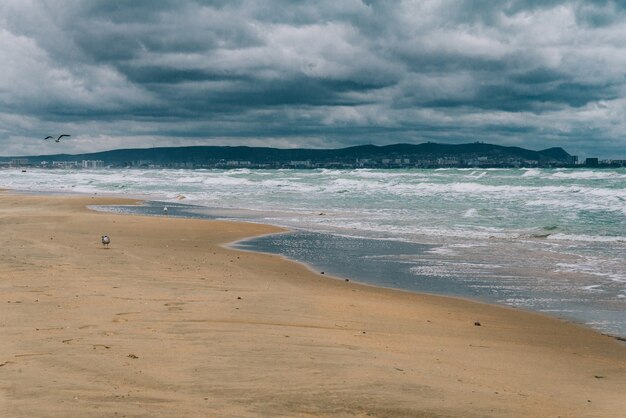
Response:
[44,134,71,143]
[163,206,168,215]
[101,235,110,248]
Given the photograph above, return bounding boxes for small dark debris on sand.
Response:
[127,354,139,359]
[594,375,605,379]
[320,271,325,275]
[345,278,349,282]
[474,321,481,326]
[93,344,111,350]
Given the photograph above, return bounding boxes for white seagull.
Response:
[101,235,110,248]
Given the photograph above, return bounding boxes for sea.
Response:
[2,167,625,338]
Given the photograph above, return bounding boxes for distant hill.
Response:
[1,142,575,167]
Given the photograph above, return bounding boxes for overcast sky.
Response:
[1,0,625,158]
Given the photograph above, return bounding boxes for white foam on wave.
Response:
[551,170,626,180]
[425,247,457,256]
[377,181,625,201]
[521,168,541,177]
[326,178,379,193]
[556,259,626,284]
[201,176,253,186]
[176,176,204,183]
[463,208,478,218]
[409,260,499,278]
[450,243,488,248]
[318,169,344,176]
[465,171,487,178]
[351,170,422,179]
[229,168,253,174]
[581,284,604,292]
[549,233,626,243]
[524,197,626,214]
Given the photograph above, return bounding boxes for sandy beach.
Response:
[0,192,624,417]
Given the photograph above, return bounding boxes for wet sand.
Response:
[0,192,625,417]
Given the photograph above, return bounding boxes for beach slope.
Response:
[0,193,625,417]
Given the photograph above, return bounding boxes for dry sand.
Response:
[0,192,625,417]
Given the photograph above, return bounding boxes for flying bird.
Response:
[44,134,71,143]
[101,235,110,248]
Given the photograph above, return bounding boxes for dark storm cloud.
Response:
[424,79,619,111]
[1,0,626,157]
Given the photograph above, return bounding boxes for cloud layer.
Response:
[1,0,625,157]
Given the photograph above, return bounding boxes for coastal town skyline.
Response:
[0,141,603,169]
[2,1,626,158]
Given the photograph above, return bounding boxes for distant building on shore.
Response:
[51,161,79,169]
[288,160,312,168]
[225,160,251,167]
[82,160,105,169]
[10,158,29,167]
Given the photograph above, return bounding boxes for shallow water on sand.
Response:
[236,231,626,339]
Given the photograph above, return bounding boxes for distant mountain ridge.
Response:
[1,142,575,167]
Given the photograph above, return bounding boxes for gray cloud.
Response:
[1,0,625,158]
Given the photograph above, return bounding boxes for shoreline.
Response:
[10,186,626,340]
[89,196,626,341]
[1,191,625,416]
[232,229,626,342]
[232,236,626,345]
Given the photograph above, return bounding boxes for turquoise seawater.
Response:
[2,167,625,336]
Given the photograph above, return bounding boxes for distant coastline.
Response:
[5,141,623,170]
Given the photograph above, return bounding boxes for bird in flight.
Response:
[44,134,71,143]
